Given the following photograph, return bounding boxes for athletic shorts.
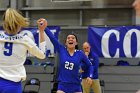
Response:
[0,77,22,93]
[57,82,82,93]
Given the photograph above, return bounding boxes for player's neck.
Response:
[67,48,75,56]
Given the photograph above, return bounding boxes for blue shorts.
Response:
[0,77,22,93]
[57,82,82,93]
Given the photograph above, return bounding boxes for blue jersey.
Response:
[81,50,99,79]
[45,28,93,84]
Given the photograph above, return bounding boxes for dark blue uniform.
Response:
[45,28,93,92]
[81,50,99,79]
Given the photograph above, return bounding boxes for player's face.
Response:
[83,43,90,53]
[66,35,77,49]
[133,0,140,16]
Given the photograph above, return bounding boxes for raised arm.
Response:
[37,18,62,53]
[37,18,46,43]
[23,18,47,59]
[133,0,140,16]
[24,35,46,59]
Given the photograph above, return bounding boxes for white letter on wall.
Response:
[123,29,140,57]
[101,30,120,58]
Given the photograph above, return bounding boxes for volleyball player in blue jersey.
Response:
[0,8,46,93]
[81,42,101,93]
[38,18,93,93]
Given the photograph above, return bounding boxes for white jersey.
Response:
[20,30,37,57]
[0,31,46,82]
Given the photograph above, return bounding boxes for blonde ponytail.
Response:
[3,8,29,35]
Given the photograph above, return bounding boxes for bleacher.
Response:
[22,64,55,93]
[99,66,140,93]
[22,58,140,93]
[98,58,140,93]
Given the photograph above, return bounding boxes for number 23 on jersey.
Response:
[65,61,74,70]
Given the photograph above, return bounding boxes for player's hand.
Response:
[86,77,92,86]
[133,0,140,16]
[37,18,47,32]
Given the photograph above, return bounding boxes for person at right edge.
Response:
[133,0,140,16]
[133,1,140,93]
[81,42,101,93]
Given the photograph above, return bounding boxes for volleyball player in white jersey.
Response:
[0,8,46,93]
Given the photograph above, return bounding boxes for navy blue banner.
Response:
[88,26,140,58]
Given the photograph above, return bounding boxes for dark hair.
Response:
[66,33,79,49]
